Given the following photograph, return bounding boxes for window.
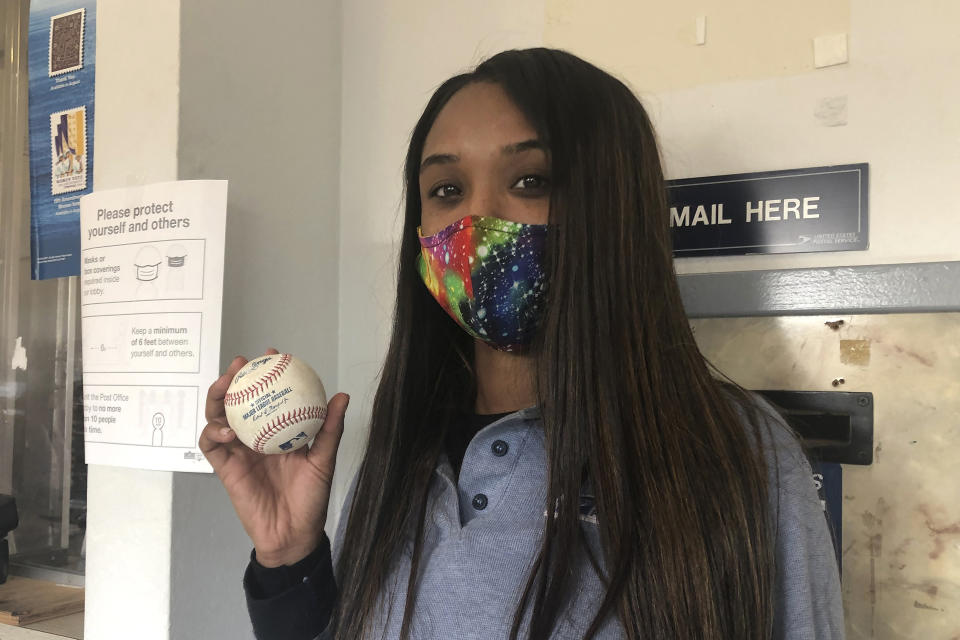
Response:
[1,0,86,587]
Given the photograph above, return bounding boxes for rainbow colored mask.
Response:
[417,215,549,352]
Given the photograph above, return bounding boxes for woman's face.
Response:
[418,82,551,237]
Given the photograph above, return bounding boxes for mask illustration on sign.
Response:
[417,215,548,351]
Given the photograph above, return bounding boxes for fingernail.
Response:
[220,427,232,437]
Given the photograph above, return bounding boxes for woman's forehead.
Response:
[422,83,539,159]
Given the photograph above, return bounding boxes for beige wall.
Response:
[547,0,850,91]
[544,0,960,274]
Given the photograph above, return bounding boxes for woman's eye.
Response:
[430,184,461,199]
[512,175,550,191]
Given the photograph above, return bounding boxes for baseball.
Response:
[223,353,328,454]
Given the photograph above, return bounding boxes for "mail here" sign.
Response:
[667,163,869,257]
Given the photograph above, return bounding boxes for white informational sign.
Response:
[79,180,227,472]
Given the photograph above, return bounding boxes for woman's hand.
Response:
[199,348,349,567]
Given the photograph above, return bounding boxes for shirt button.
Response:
[491,440,509,457]
[472,493,488,510]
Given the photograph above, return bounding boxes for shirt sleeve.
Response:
[757,398,846,640]
[242,471,361,640]
[247,534,332,598]
[244,534,336,640]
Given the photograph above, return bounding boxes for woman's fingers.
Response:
[201,354,253,472]
[204,372,232,424]
[205,355,248,423]
[198,421,239,471]
[204,423,238,444]
[307,393,349,472]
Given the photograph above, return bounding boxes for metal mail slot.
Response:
[755,390,874,465]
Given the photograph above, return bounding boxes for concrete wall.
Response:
[86,1,182,637]
[172,1,341,638]
[87,1,341,638]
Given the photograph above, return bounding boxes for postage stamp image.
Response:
[48,8,85,76]
[50,107,87,196]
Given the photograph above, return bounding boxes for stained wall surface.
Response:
[691,313,960,639]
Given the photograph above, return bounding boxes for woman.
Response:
[201,48,843,639]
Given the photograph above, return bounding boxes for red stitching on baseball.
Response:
[253,405,327,453]
[224,354,292,407]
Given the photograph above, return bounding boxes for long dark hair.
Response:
[332,48,775,639]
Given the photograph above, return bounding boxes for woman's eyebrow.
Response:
[420,139,547,174]
[501,139,546,155]
[420,153,458,173]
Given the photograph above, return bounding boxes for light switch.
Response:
[814,33,848,68]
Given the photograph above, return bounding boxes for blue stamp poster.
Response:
[667,164,868,257]
[28,0,97,280]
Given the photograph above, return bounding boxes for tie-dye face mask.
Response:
[416,215,549,352]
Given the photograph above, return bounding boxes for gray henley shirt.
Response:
[248,402,845,639]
